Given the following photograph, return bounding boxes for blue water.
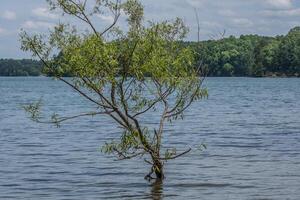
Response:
[0,77,300,199]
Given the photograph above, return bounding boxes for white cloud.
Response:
[0,27,16,36]
[0,27,6,34]
[32,7,59,19]
[200,21,222,28]
[2,10,17,20]
[218,9,235,17]
[186,0,207,8]
[96,14,115,24]
[231,18,254,28]
[266,0,293,9]
[288,20,300,27]
[22,20,54,30]
[263,8,300,16]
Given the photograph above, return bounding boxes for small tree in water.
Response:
[20,0,207,180]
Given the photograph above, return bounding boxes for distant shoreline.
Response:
[1,75,299,78]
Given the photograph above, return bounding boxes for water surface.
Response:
[0,77,300,199]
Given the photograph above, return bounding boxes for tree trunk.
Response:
[145,158,165,180]
[153,159,164,180]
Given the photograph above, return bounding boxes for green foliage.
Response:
[188,27,300,77]
[3,27,300,77]
[0,59,42,76]
[164,148,177,160]
[20,2,300,180]
[20,0,206,179]
[23,99,42,120]
[276,27,300,74]
[101,129,150,159]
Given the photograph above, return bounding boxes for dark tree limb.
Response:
[161,148,192,160]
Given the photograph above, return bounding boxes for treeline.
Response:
[187,26,300,77]
[0,59,42,76]
[1,27,300,77]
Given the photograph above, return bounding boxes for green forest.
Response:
[188,26,300,77]
[1,27,300,77]
[0,59,42,76]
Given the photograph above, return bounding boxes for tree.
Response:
[0,59,42,76]
[20,0,207,180]
[189,28,300,77]
[282,27,300,74]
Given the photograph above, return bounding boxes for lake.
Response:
[0,77,300,199]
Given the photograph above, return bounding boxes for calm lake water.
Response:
[0,77,300,200]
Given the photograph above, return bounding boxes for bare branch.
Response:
[113,147,145,160]
[31,111,112,125]
[132,97,161,118]
[68,0,101,38]
[164,86,200,119]
[58,1,88,23]
[59,77,111,108]
[100,0,121,36]
[161,148,192,160]
[144,158,153,165]
[194,8,200,42]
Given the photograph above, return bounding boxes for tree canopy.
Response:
[188,26,300,77]
[2,27,300,77]
[0,59,42,76]
[21,0,207,180]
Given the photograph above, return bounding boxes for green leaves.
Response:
[197,143,207,151]
[122,0,144,30]
[101,129,147,159]
[164,148,177,160]
[23,99,43,121]
[20,31,51,61]
[20,0,206,170]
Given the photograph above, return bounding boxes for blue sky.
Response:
[0,0,300,58]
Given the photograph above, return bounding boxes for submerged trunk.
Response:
[153,159,164,179]
[145,157,165,180]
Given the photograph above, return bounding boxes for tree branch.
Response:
[100,0,121,37]
[161,148,192,160]
[32,111,112,125]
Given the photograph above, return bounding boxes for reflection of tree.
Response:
[150,179,163,200]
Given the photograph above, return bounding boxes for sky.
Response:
[0,0,300,58]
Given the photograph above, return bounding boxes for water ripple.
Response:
[1,77,300,199]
